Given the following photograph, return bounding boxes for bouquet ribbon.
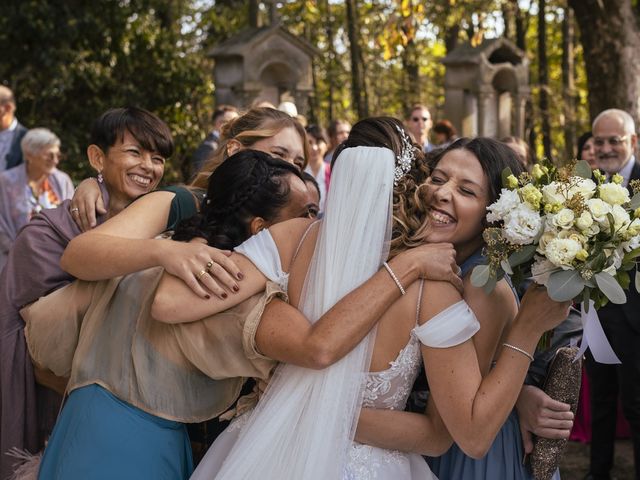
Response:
[575,300,621,364]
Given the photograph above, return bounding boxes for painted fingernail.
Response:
[233,285,239,292]
[237,273,244,280]
[204,294,210,300]
[221,292,228,299]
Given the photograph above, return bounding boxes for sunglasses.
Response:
[593,136,629,147]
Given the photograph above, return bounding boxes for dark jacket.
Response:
[4,121,27,170]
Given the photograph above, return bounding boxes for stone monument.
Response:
[442,38,530,139]
[208,2,316,115]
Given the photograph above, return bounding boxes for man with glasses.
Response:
[0,86,27,172]
[405,104,433,153]
[585,108,640,480]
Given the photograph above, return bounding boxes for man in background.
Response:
[0,86,27,172]
[191,104,238,175]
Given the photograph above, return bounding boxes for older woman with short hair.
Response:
[0,128,74,269]
[0,107,175,478]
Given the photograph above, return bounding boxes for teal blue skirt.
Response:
[38,384,193,480]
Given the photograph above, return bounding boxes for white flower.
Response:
[541,182,565,205]
[599,183,630,206]
[531,256,558,286]
[587,198,612,223]
[602,248,624,276]
[486,189,521,223]
[551,208,575,230]
[611,204,631,232]
[537,230,557,255]
[545,237,582,268]
[622,235,640,252]
[575,211,594,232]
[568,177,597,200]
[502,204,542,245]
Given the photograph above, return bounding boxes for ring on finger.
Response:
[206,260,214,271]
[70,207,80,214]
[196,269,208,280]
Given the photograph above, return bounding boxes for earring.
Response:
[97,172,104,184]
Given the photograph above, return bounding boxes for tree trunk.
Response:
[249,0,259,28]
[345,0,367,118]
[324,0,335,121]
[568,0,640,126]
[538,0,552,159]
[402,38,420,107]
[444,24,460,53]
[513,0,527,51]
[562,5,576,160]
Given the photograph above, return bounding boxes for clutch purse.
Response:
[529,346,582,480]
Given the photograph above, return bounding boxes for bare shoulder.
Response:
[462,276,517,317]
[269,218,317,270]
[417,279,464,323]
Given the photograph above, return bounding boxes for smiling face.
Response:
[422,148,490,261]
[250,126,306,170]
[26,144,61,178]
[593,113,637,174]
[98,130,165,206]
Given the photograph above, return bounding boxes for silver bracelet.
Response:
[502,343,534,362]
[383,261,406,296]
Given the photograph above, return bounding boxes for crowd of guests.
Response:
[0,82,638,480]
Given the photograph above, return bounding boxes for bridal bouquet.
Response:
[471,160,640,311]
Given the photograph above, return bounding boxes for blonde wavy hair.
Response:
[330,117,430,259]
[191,107,308,189]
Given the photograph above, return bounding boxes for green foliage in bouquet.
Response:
[472,160,640,312]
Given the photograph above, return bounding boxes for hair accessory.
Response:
[393,125,416,186]
[383,261,406,296]
[97,172,104,184]
[502,342,534,362]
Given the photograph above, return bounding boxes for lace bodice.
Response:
[361,334,422,410]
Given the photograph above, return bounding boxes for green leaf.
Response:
[547,269,586,302]
[501,167,514,189]
[483,274,498,295]
[607,213,616,236]
[635,268,640,293]
[616,270,630,290]
[508,245,537,268]
[573,160,592,179]
[630,192,640,210]
[501,259,513,275]
[471,264,491,288]
[623,247,640,263]
[582,286,591,313]
[594,272,627,304]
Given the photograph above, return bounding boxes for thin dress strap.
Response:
[291,220,320,264]
[415,278,425,326]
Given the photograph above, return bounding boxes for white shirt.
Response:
[0,118,18,172]
[618,155,636,188]
[305,164,327,213]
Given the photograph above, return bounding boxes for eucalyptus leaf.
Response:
[636,269,640,293]
[483,274,498,295]
[594,272,627,304]
[582,287,591,313]
[623,248,640,263]
[501,259,513,275]
[471,264,491,287]
[574,160,592,179]
[630,192,640,210]
[547,270,586,302]
[508,245,537,268]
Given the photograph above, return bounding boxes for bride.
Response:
[181,119,571,479]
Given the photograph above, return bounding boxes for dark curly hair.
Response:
[173,149,304,250]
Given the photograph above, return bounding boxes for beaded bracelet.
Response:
[502,342,535,362]
[383,262,406,296]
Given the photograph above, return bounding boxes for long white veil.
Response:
[213,146,395,479]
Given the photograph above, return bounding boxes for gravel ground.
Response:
[559,440,634,479]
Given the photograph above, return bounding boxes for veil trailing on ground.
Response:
[214,146,395,479]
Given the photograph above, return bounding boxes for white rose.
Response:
[551,208,575,230]
[531,256,558,286]
[486,189,521,223]
[599,183,630,206]
[611,204,631,232]
[545,238,582,268]
[541,182,565,205]
[568,177,597,201]
[502,204,542,245]
[537,229,557,255]
[587,198,612,223]
[575,211,594,232]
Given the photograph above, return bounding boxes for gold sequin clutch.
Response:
[529,346,582,480]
